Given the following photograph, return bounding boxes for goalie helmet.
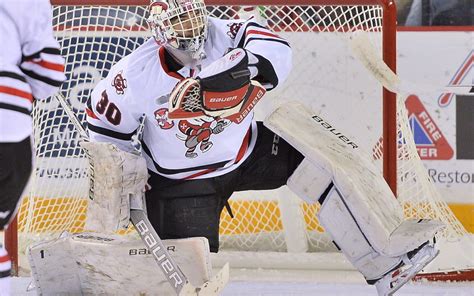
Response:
[148,0,208,57]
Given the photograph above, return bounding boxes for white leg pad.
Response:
[387,219,444,256]
[27,233,212,295]
[319,186,402,280]
[287,158,332,204]
[266,102,445,258]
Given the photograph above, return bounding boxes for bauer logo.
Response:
[405,95,453,160]
[129,246,176,256]
[209,95,238,103]
[135,219,184,288]
[311,115,358,149]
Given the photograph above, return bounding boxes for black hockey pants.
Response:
[145,122,304,252]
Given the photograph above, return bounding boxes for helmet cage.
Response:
[148,0,208,53]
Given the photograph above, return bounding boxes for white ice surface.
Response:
[11,277,474,296]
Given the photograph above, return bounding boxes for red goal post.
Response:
[5,0,473,283]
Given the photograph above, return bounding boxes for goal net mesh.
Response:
[15,1,470,273]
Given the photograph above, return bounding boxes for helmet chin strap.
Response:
[165,45,206,68]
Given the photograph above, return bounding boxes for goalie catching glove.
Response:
[168,48,266,123]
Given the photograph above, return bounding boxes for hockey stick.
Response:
[54,93,90,141]
[349,31,473,96]
[129,205,229,295]
[54,93,96,198]
[54,94,229,295]
[128,115,229,296]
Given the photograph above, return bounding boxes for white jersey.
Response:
[87,17,292,180]
[0,0,65,142]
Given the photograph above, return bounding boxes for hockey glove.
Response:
[168,48,266,123]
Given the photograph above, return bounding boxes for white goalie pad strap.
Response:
[81,141,148,232]
[27,233,212,295]
[265,102,444,256]
[287,158,332,204]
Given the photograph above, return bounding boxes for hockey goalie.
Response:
[28,0,443,295]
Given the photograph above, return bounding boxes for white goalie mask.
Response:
[148,0,208,57]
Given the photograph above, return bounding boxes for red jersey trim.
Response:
[159,47,185,81]
[183,126,252,180]
[27,59,65,72]
[0,254,11,264]
[234,127,251,164]
[0,85,33,102]
[86,107,98,119]
[183,168,217,180]
[246,29,281,39]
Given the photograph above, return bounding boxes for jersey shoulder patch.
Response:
[207,17,243,47]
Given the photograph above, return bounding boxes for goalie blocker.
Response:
[266,102,444,296]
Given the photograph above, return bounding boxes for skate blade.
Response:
[179,263,230,296]
[384,248,440,296]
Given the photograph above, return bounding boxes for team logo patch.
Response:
[176,118,230,159]
[154,108,174,129]
[227,22,244,39]
[112,71,127,94]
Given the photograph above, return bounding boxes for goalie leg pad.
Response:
[28,233,212,295]
[266,102,444,257]
[287,158,332,204]
[318,185,402,281]
[287,159,444,257]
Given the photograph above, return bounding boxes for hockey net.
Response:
[5,0,473,280]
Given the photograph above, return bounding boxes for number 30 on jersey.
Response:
[96,90,122,125]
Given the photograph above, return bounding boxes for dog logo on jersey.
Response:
[112,71,127,94]
[176,118,230,158]
[154,108,174,129]
[227,22,244,39]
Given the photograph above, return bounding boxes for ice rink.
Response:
[11,277,474,295]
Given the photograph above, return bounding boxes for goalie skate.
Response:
[374,240,440,296]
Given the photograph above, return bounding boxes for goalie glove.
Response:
[168,48,266,123]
